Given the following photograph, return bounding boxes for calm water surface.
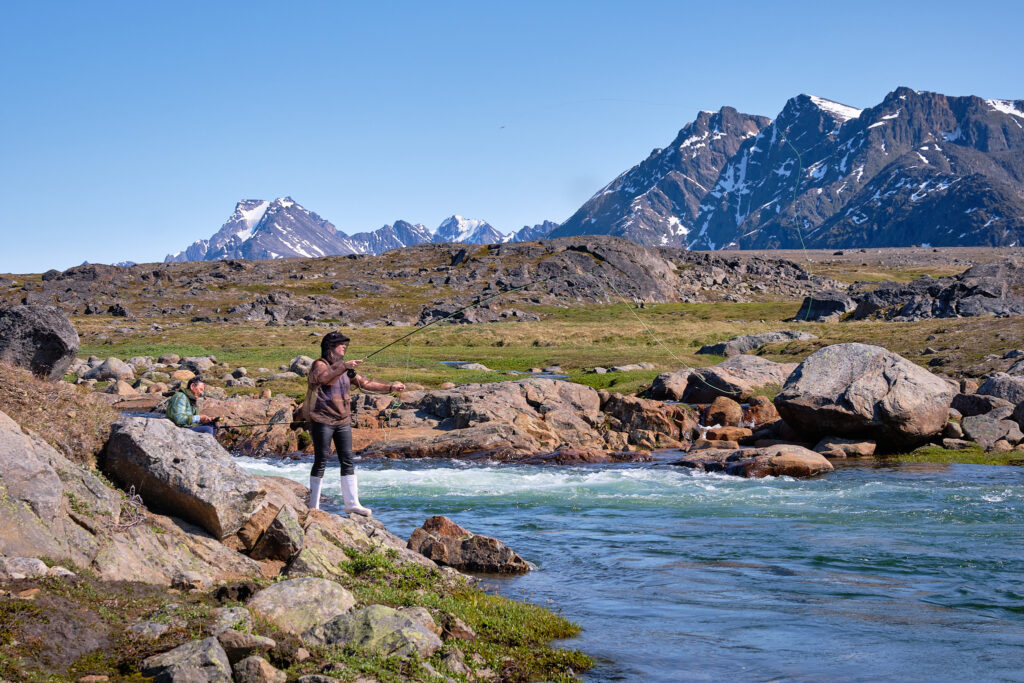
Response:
[237,455,1024,682]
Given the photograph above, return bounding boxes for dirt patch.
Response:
[0,362,118,466]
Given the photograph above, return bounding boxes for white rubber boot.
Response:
[308,475,323,510]
[341,474,372,516]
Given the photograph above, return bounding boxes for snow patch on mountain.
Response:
[808,95,863,122]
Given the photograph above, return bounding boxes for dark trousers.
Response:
[310,421,354,477]
[190,425,216,436]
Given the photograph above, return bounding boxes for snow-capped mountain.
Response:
[347,220,433,254]
[165,202,522,262]
[548,107,771,245]
[558,88,1024,249]
[165,197,358,262]
[504,220,558,243]
[431,215,506,244]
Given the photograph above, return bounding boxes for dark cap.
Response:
[321,331,351,358]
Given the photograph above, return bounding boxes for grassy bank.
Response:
[73,296,1024,400]
[0,555,591,682]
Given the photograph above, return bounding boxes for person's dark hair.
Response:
[187,376,204,391]
[321,331,351,359]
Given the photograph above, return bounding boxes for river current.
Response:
[237,455,1024,682]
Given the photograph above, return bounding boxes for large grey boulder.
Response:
[697,330,816,357]
[247,577,356,637]
[302,604,442,658]
[976,374,1024,405]
[0,305,80,379]
[682,355,796,403]
[774,343,955,449]
[672,444,833,478]
[647,369,693,401]
[103,417,265,539]
[140,637,233,683]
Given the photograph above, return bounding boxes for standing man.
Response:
[167,376,217,436]
[306,331,405,515]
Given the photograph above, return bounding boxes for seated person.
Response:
[166,376,217,435]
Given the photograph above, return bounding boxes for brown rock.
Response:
[237,502,282,551]
[233,655,287,683]
[217,628,276,664]
[704,426,752,442]
[728,445,835,478]
[250,505,304,562]
[691,438,740,450]
[706,396,743,427]
[812,437,876,457]
[170,369,195,382]
[744,396,780,427]
[992,440,1014,452]
[408,516,529,574]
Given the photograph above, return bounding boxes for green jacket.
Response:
[166,390,200,427]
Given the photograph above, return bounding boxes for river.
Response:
[237,455,1024,682]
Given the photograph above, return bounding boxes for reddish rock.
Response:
[691,438,740,450]
[706,396,743,427]
[704,426,752,442]
[408,516,529,574]
[745,396,780,427]
[812,437,876,457]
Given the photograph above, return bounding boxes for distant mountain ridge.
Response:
[165,201,551,262]
[557,87,1024,249]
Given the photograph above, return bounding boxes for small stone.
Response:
[992,440,1014,452]
[129,621,170,640]
[16,588,41,599]
[76,676,109,683]
[207,606,253,636]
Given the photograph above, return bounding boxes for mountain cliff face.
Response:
[561,88,1024,250]
[346,220,433,254]
[549,107,771,246]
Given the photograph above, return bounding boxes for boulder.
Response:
[951,393,1015,418]
[200,395,299,455]
[976,374,1024,405]
[1008,359,1024,377]
[217,628,276,664]
[0,305,80,379]
[408,516,529,574]
[247,577,356,636]
[289,355,314,377]
[140,637,233,683]
[745,396,780,427]
[302,604,442,657]
[601,393,699,443]
[82,357,135,382]
[790,291,855,322]
[233,656,287,683]
[961,415,1024,451]
[646,369,693,401]
[774,344,955,449]
[103,417,265,539]
[698,330,817,357]
[250,505,304,562]
[158,353,181,364]
[703,426,751,442]
[1015,402,1024,430]
[181,356,216,373]
[105,379,138,396]
[683,355,796,403]
[727,445,835,478]
[170,369,195,382]
[0,556,49,581]
[706,396,743,427]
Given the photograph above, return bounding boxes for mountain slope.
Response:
[558,88,1024,250]
[548,107,770,245]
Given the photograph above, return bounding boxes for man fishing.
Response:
[305,331,405,515]
[166,376,218,436]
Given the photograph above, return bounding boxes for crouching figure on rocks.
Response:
[304,331,405,515]
[166,376,218,436]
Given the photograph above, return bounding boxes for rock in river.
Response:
[774,343,955,449]
[408,516,529,574]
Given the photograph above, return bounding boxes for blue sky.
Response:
[1,0,1022,273]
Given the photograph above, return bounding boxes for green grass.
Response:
[879,444,1024,466]
[287,547,592,683]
